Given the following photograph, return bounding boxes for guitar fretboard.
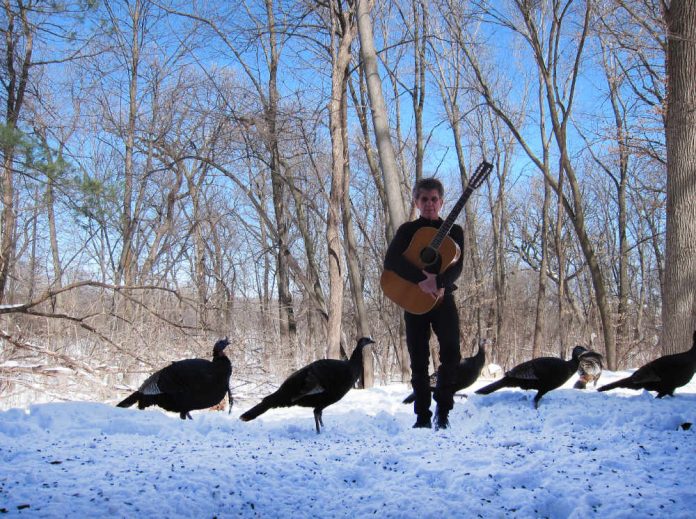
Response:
[428,160,492,251]
[430,186,474,249]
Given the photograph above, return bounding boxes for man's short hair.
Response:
[413,177,444,199]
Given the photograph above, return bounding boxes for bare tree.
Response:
[480,113,514,352]
[440,0,618,367]
[531,73,554,358]
[357,0,407,236]
[427,21,489,341]
[100,0,151,288]
[661,0,696,353]
[0,0,94,303]
[349,66,410,381]
[578,39,633,356]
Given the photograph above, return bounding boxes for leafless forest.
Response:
[1,0,694,407]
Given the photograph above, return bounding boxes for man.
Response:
[383,177,464,429]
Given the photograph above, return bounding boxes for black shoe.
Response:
[434,407,450,430]
[412,417,432,429]
[434,416,449,430]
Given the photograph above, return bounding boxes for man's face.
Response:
[415,188,443,220]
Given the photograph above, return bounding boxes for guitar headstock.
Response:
[469,160,493,189]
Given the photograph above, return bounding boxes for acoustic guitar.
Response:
[380,161,493,314]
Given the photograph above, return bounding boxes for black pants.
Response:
[405,294,461,419]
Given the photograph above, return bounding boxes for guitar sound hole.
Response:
[420,247,439,266]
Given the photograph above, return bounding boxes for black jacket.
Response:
[383,217,464,294]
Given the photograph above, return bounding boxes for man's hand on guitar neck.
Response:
[418,271,445,300]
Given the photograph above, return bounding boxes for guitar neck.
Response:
[428,160,493,251]
[430,186,474,249]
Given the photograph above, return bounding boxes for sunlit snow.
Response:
[1,372,695,517]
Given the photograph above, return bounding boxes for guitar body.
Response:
[380,227,461,315]
[380,160,492,315]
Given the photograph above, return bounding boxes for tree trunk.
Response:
[185,169,208,328]
[661,0,696,354]
[356,0,411,380]
[284,162,329,328]
[487,127,511,351]
[341,77,372,385]
[44,140,63,310]
[0,152,15,304]
[140,160,183,282]
[115,0,140,289]
[596,40,632,358]
[450,113,485,338]
[533,174,551,358]
[326,1,356,359]
[554,161,566,359]
[531,70,552,357]
[27,186,38,301]
[407,0,427,184]
[529,2,616,369]
[477,0,617,368]
[349,73,387,222]
[356,0,406,236]
[265,0,297,363]
[0,2,33,303]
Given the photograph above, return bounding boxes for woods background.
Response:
[0,0,694,407]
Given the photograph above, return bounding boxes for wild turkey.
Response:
[475,346,587,408]
[240,337,375,433]
[598,331,696,398]
[403,339,486,404]
[573,349,604,389]
[117,338,232,419]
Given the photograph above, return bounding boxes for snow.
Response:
[1,372,696,518]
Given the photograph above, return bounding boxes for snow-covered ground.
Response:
[1,371,695,518]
